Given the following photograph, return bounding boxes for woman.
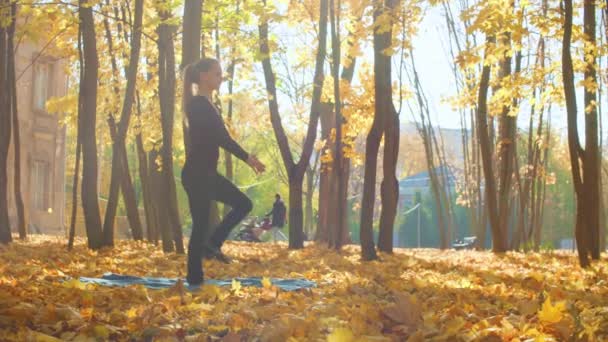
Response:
[182,58,265,285]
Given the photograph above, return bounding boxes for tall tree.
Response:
[102,0,145,245]
[562,0,600,267]
[7,2,25,239]
[496,5,515,252]
[78,0,104,249]
[157,9,184,253]
[258,0,328,249]
[376,0,399,253]
[181,0,203,156]
[360,0,396,260]
[328,0,346,250]
[476,34,504,252]
[0,0,13,244]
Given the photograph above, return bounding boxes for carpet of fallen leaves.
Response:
[1,235,608,341]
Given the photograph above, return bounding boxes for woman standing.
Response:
[182,58,265,285]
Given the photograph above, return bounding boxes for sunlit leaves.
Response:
[2,236,608,340]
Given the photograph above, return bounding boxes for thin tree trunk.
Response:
[102,0,144,245]
[0,2,12,244]
[135,93,157,243]
[496,30,515,251]
[477,35,504,252]
[181,0,203,162]
[360,0,395,260]
[68,141,81,249]
[563,0,591,267]
[258,0,327,249]
[79,0,104,250]
[157,12,184,253]
[315,104,333,242]
[583,0,600,259]
[375,0,399,253]
[6,5,25,239]
[316,12,358,245]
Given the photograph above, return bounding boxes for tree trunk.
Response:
[476,35,505,252]
[360,0,399,260]
[376,0,399,253]
[563,0,596,267]
[6,7,25,239]
[0,4,12,244]
[304,152,319,239]
[181,0,202,156]
[315,104,333,242]
[150,150,173,251]
[79,0,104,250]
[135,93,158,243]
[158,13,184,253]
[101,0,144,245]
[328,0,346,250]
[258,0,327,249]
[68,140,81,249]
[583,0,600,259]
[496,31,515,251]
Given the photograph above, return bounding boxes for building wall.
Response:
[7,40,68,235]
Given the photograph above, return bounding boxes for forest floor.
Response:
[1,235,608,341]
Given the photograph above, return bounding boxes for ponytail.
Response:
[182,58,220,152]
[182,63,197,115]
[182,57,220,115]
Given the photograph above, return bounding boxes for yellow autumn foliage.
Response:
[0,235,607,341]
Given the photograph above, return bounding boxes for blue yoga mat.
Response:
[78,273,316,291]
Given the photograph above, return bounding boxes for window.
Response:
[32,160,50,211]
[33,62,52,112]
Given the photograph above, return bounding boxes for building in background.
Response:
[7,38,68,235]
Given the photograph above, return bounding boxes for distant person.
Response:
[181,58,265,286]
[265,194,287,242]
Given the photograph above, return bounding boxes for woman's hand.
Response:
[247,155,266,175]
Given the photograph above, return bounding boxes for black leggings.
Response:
[182,170,252,283]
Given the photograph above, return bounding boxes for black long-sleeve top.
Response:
[183,95,249,174]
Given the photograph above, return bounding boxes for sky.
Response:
[236,2,606,146]
[411,4,608,145]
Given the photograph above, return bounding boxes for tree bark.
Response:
[583,0,600,260]
[6,5,25,239]
[181,0,203,156]
[258,0,327,249]
[79,0,104,250]
[101,0,144,245]
[496,30,515,251]
[135,93,158,243]
[150,150,173,251]
[157,13,184,253]
[563,0,595,267]
[476,35,505,252]
[360,0,397,261]
[315,104,333,242]
[0,2,12,244]
[377,0,399,253]
[68,140,81,249]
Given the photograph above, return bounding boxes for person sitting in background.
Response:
[265,194,287,242]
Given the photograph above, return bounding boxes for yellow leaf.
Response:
[538,296,566,324]
[262,277,272,289]
[232,279,242,294]
[327,327,354,342]
[62,279,88,289]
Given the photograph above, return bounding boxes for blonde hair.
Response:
[182,58,219,114]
